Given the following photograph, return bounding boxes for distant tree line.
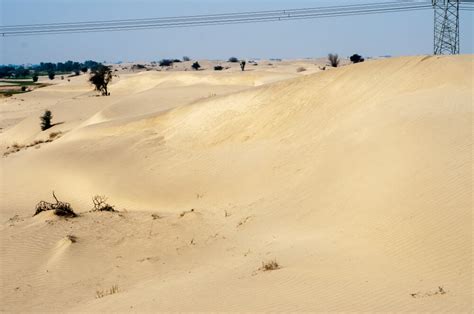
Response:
[0,60,102,79]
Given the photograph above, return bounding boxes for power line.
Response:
[1,2,434,36]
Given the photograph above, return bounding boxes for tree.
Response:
[81,67,88,73]
[350,54,365,63]
[183,56,191,61]
[89,65,113,96]
[191,62,201,71]
[240,60,246,71]
[328,53,340,67]
[48,71,55,80]
[228,57,239,63]
[32,73,39,82]
[40,110,53,131]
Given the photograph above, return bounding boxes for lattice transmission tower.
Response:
[433,0,460,55]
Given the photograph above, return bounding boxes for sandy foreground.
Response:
[0,56,472,312]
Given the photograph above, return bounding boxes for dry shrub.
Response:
[34,191,77,218]
[296,67,306,72]
[96,285,119,298]
[260,259,280,271]
[91,195,115,212]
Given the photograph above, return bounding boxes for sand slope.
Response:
[0,55,472,312]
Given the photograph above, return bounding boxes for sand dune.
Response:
[0,55,472,312]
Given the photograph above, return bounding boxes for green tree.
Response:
[40,110,53,131]
[89,66,113,96]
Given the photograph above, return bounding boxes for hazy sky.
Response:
[1,0,473,64]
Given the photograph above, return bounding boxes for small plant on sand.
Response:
[260,259,280,271]
[40,110,53,131]
[191,62,201,71]
[328,53,340,67]
[96,285,119,298]
[48,71,55,80]
[180,208,194,217]
[67,235,78,243]
[214,65,224,71]
[240,60,246,71]
[89,65,113,96]
[296,67,306,73]
[91,195,115,212]
[34,191,77,218]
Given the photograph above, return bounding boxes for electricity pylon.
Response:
[433,0,460,55]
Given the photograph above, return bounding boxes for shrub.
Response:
[81,67,88,73]
[48,71,55,80]
[328,53,340,67]
[173,59,182,63]
[21,86,27,92]
[74,69,80,76]
[350,54,365,63]
[240,60,246,71]
[91,195,115,212]
[214,65,224,71]
[40,110,53,131]
[32,73,39,82]
[296,67,306,72]
[159,59,173,67]
[183,56,191,61]
[228,57,239,63]
[191,62,201,71]
[89,65,113,96]
[33,191,77,218]
[260,259,280,271]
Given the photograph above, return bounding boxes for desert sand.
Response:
[0,55,472,312]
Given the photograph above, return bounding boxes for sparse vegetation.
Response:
[260,259,280,271]
[192,62,201,71]
[33,191,77,218]
[67,235,78,243]
[180,208,195,217]
[96,285,119,299]
[91,195,115,212]
[89,65,113,96]
[40,110,53,131]
[3,132,62,157]
[159,59,174,67]
[328,53,340,67]
[240,60,246,71]
[296,67,306,72]
[410,286,447,298]
[228,57,239,63]
[214,65,224,71]
[350,54,365,63]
